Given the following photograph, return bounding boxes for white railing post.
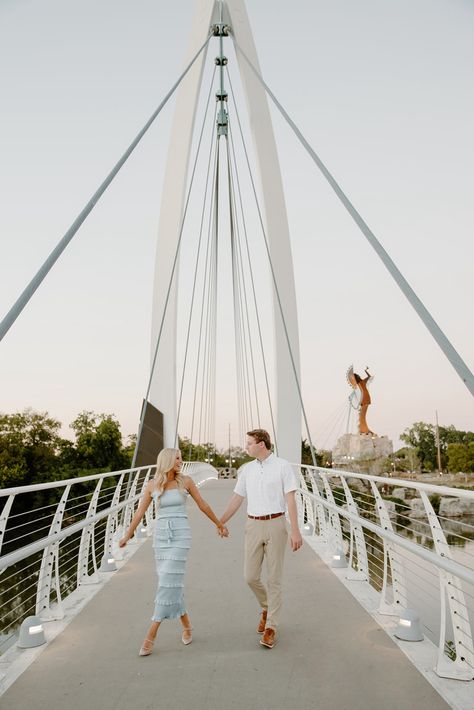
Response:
[370,481,408,616]
[36,484,71,621]
[295,467,308,529]
[77,478,103,585]
[293,462,474,681]
[320,471,344,554]
[121,469,142,541]
[340,477,368,581]
[419,491,474,680]
[305,467,328,541]
[141,469,154,534]
[100,473,126,569]
[0,494,15,566]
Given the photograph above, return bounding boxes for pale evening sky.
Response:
[0,0,473,454]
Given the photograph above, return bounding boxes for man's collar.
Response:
[256,452,274,464]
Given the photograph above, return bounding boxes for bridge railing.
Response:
[292,464,474,682]
[0,461,217,651]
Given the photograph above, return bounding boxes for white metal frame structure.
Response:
[293,464,474,682]
[3,459,474,686]
[150,0,301,463]
[0,462,217,647]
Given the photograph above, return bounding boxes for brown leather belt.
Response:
[247,512,284,520]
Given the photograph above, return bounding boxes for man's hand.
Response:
[217,524,229,538]
[290,531,303,552]
[285,491,303,551]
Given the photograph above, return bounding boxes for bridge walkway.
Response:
[1,480,449,710]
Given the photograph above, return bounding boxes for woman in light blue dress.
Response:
[119,448,227,656]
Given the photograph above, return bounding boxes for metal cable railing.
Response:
[0,461,218,651]
[294,463,474,681]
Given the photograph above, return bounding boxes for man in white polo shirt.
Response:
[220,429,302,649]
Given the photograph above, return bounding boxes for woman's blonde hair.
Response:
[153,448,185,497]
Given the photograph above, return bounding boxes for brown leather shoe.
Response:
[257,610,267,634]
[260,627,276,648]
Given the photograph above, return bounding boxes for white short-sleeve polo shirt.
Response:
[233,453,298,516]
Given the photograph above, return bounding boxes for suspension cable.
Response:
[207,210,219,446]
[230,164,261,426]
[197,217,215,448]
[201,244,214,447]
[232,40,474,399]
[0,34,213,344]
[227,68,317,466]
[198,163,219,450]
[231,199,251,433]
[227,120,277,448]
[236,245,256,427]
[188,139,219,458]
[203,144,220,450]
[230,195,252,429]
[227,137,263,429]
[131,61,218,469]
[174,81,218,446]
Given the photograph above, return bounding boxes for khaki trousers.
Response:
[244,516,288,630]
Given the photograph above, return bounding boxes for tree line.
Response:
[398,421,474,473]
[1,409,473,492]
[0,409,134,490]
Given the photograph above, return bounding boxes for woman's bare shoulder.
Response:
[145,480,155,494]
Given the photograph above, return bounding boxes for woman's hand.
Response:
[119,534,130,548]
[217,524,229,538]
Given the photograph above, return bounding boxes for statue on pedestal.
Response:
[333,365,392,473]
[347,365,375,435]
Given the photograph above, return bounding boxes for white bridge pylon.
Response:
[150,0,301,462]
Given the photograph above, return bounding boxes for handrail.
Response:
[0,494,141,570]
[0,465,152,497]
[292,463,474,681]
[293,463,474,500]
[300,488,474,586]
[0,461,218,647]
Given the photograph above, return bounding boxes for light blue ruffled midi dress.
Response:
[151,488,191,621]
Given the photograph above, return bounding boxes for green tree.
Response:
[316,449,333,468]
[400,422,436,471]
[122,434,137,466]
[300,439,332,467]
[70,411,130,471]
[447,442,474,473]
[179,437,211,463]
[0,409,63,488]
[178,437,250,469]
[400,421,474,473]
[393,447,420,473]
[440,426,474,447]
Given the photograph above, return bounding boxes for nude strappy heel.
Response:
[181,626,193,645]
[139,637,155,656]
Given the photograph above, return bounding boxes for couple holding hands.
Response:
[119,428,303,655]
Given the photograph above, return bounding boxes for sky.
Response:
[0,0,473,455]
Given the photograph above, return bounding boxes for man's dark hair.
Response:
[247,429,272,450]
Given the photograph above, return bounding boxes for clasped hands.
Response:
[217,522,229,538]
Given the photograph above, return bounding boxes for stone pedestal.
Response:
[332,433,393,475]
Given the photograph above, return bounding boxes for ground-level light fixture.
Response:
[394,608,423,642]
[330,548,348,568]
[99,554,117,572]
[303,522,314,535]
[18,615,46,649]
[136,525,147,539]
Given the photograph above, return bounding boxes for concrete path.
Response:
[1,480,449,710]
